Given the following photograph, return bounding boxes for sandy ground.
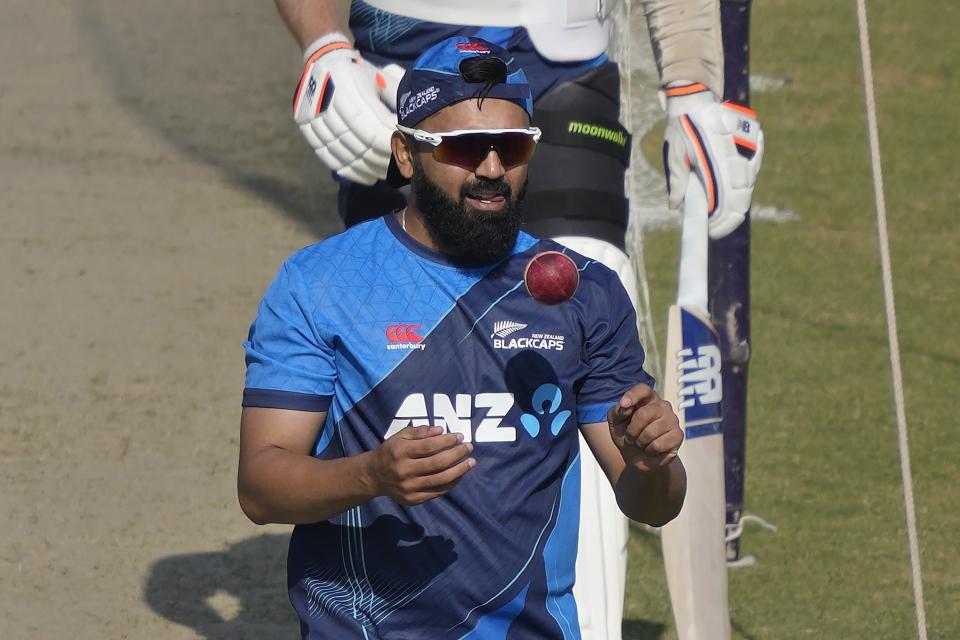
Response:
[0,1,347,637]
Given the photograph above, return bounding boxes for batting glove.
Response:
[662,82,764,239]
[293,33,405,186]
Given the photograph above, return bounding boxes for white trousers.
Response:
[555,236,643,640]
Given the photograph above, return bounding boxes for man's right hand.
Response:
[292,32,404,185]
[366,425,476,506]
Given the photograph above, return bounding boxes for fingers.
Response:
[608,386,682,467]
[403,457,477,504]
[607,383,657,433]
[635,424,683,469]
[376,426,478,505]
[400,425,445,440]
[391,448,477,507]
[403,428,466,459]
[639,417,683,455]
[620,403,670,447]
[622,383,657,407]
[410,440,474,474]
[611,383,656,415]
[607,402,627,429]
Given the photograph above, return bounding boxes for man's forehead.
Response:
[418,98,530,132]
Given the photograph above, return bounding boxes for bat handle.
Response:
[676,179,710,312]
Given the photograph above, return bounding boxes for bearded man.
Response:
[238,37,685,639]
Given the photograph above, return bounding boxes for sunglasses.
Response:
[397,125,542,170]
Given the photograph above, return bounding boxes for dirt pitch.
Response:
[0,1,348,637]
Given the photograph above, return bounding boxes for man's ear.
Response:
[391,131,415,179]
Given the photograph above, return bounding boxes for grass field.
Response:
[625,1,959,638]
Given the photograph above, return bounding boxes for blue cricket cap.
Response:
[396,36,533,128]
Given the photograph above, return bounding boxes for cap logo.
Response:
[395,37,531,128]
[398,85,440,121]
[456,42,491,53]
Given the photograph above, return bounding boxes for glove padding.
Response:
[293,33,405,186]
[662,83,764,239]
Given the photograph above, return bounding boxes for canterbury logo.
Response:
[491,321,527,339]
[386,324,423,343]
[456,42,491,53]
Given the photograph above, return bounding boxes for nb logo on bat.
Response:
[674,308,723,438]
[676,345,722,409]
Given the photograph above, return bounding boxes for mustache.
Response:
[460,178,512,201]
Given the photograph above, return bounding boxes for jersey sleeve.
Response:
[575,275,655,424]
[243,259,335,412]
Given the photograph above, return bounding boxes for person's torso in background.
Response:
[349,0,606,101]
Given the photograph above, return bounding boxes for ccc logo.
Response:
[386,324,423,344]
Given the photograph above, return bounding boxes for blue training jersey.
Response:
[243,215,653,639]
[349,0,606,101]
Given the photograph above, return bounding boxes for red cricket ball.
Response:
[524,251,579,305]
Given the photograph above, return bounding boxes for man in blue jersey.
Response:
[274,4,762,638]
[239,37,686,639]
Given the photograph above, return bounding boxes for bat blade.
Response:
[661,179,730,640]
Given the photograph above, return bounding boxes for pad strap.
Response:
[534,110,632,167]
[523,189,628,249]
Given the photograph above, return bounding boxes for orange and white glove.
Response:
[292,33,405,185]
[662,82,764,239]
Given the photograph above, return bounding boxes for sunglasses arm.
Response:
[396,125,542,145]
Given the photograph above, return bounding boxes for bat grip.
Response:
[676,179,709,311]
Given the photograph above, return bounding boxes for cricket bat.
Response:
[660,179,730,640]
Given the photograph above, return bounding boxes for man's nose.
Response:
[474,147,506,180]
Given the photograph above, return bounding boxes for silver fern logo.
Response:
[491,321,527,339]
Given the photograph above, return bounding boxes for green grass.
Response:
[622,2,959,638]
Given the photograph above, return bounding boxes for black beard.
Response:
[411,157,526,265]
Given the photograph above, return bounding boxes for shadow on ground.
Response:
[145,530,670,640]
[74,0,343,239]
[144,533,298,640]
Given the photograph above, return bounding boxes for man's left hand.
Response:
[662,82,764,239]
[607,384,683,472]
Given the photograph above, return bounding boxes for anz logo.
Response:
[385,386,573,443]
[677,345,722,409]
[385,393,516,443]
